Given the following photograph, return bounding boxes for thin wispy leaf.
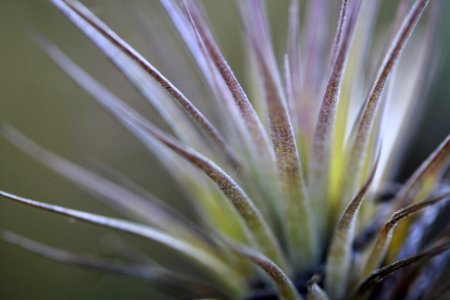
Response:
[344,0,431,205]
[362,191,450,278]
[0,190,243,295]
[285,0,301,131]
[325,150,379,299]
[159,0,263,163]
[361,134,450,264]
[182,0,275,164]
[301,0,330,123]
[41,42,287,270]
[309,0,360,239]
[3,125,204,241]
[375,1,441,191]
[329,0,351,67]
[181,0,285,224]
[355,237,450,299]
[329,0,380,204]
[238,0,318,268]
[379,135,450,259]
[1,231,221,297]
[1,0,443,299]
[394,135,450,209]
[52,0,239,168]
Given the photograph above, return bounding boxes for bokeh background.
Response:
[0,1,449,299]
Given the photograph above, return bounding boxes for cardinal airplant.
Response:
[1,0,450,299]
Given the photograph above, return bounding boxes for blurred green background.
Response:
[0,1,449,299]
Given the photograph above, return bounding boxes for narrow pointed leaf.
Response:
[362,191,450,278]
[309,0,359,238]
[238,0,318,267]
[159,0,263,165]
[301,0,330,107]
[3,125,203,240]
[181,1,286,225]
[344,0,431,203]
[325,151,379,299]
[38,37,245,241]
[285,0,301,130]
[0,190,243,295]
[329,0,380,203]
[377,1,443,190]
[394,135,450,209]
[1,231,165,279]
[355,238,450,299]
[382,135,450,259]
[52,0,239,168]
[182,0,274,163]
[41,43,287,270]
[1,230,221,297]
[329,0,352,66]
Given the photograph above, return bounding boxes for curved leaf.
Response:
[325,150,379,299]
[238,0,317,268]
[344,0,431,206]
[1,231,222,297]
[51,0,239,169]
[0,190,243,296]
[230,243,302,300]
[354,238,450,300]
[39,43,287,270]
[361,191,450,278]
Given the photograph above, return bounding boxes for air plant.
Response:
[1,0,450,299]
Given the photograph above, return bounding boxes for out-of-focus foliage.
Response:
[0,1,449,299]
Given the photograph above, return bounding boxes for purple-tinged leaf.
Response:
[328,0,351,67]
[1,231,222,297]
[343,0,431,209]
[329,0,380,204]
[40,39,246,245]
[3,125,203,241]
[325,150,379,299]
[42,44,287,270]
[301,0,330,91]
[238,0,318,268]
[0,190,243,295]
[51,0,239,169]
[163,1,283,226]
[372,135,450,250]
[309,0,360,238]
[380,0,442,182]
[159,0,263,164]
[361,191,450,279]
[285,0,301,132]
[355,236,450,299]
[182,0,275,164]
[393,136,450,210]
